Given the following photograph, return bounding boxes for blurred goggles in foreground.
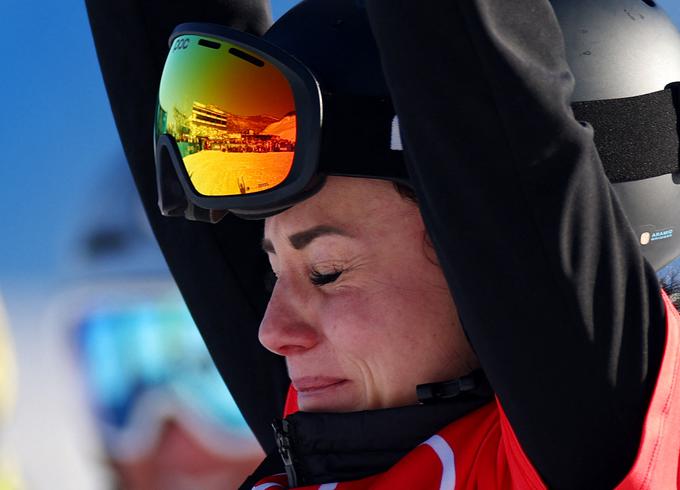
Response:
[155,23,407,221]
[75,295,258,461]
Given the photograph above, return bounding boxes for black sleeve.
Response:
[85,0,290,454]
[366,1,666,488]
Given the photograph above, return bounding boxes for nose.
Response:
[258,278,320,357]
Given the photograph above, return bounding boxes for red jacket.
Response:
[254,291,680,489]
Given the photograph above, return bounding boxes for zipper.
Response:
[272,418,299,487]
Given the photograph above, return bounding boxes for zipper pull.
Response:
[272,418,298,487]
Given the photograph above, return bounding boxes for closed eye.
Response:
[309,268,343,286]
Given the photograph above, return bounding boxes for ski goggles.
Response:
[74,294,259,461]
[154,23,408,221]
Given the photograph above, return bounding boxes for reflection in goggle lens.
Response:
[157,35,297,196]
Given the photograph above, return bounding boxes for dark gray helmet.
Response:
[552,0,680,270]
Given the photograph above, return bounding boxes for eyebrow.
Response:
[262,225,352,253]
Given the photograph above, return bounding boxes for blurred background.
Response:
[0,1,297,489]
[2,1,680,489]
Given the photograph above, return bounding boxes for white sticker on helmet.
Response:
[391,115,403,151]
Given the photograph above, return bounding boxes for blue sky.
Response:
[1,0,680,283]
[0,0,298,284]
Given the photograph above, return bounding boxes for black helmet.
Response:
[264,0,388,97]
[552,0,680,270]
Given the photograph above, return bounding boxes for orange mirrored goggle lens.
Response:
[156,35,297,196]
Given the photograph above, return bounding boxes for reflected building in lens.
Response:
[186,102,295,153]
[191,102,229,140]
[158,100,296,158]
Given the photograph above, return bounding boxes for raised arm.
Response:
[85,0,289,453]
[367,1,666,487]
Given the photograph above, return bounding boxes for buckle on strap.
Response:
[417,371,484,404]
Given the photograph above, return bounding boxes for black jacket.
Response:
[86,1,666,488]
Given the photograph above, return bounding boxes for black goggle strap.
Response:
[319,87,680,185]
[318,93,410,184]
[319,86,680,184]
[571,83,680,183]
[316,86,680,185]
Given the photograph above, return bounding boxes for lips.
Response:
[292,376,347,393]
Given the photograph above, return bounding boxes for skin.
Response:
[259,176,479,412]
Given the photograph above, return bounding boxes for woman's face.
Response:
[260,177,478,412]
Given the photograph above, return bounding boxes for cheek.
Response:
[318,290,383,355]
[318,285,444,374]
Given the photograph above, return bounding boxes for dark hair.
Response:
[393,182,417,203]
[392,181,442,266]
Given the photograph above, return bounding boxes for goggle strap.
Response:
[572,85,680,183]
[319,94,410,183]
